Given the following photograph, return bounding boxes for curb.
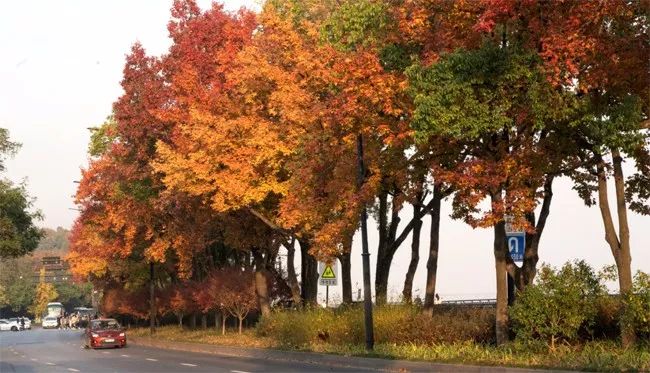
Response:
[129,337,578,373]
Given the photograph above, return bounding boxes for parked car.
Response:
[9,317,31,330]
[84,318,126,349]
[42,316,59,329]
[0,319,20,331]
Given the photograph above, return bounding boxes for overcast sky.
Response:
[1,0,647,301]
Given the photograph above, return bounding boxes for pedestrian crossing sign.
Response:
[321,265,336,279]
[318,260,338,286]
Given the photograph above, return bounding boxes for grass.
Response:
[129,326,276,349]
[128,325,650,372]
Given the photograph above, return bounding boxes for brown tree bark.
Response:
[252,250,271,318]
[375,189,442,305]
[285,239,302,305]
[423,189,442,315]
[597,152,635,347]
[299,238,319,305]
[505,176,554,290]
[214,310,220,330]
[492,192,509,346]
[189,313,196,329]
[402,202,423,303]
[338,250,353,304]
[201,314,207,329]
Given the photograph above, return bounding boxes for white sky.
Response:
[1,0,648,301]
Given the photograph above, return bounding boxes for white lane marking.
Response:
[30,358,38,361]
[146,358,158,362]
[12,352,18,355]
[46,362,56,366]
[68,369,80,372]
[102,351,110,354]
[121,354,130,357]
[231,371,251,373]
[20,355,26,358]
[181,363,198,367]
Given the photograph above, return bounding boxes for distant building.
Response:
[33,256,72,284]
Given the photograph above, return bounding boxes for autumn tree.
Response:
[220,268,257,334]
[409,40,580,344]
[473,0,649,347]
[31,268,58,320]
[167,282,195,327]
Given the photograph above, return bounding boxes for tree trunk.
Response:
[149,262,155,335]
[375,188,442,306]
[492,192,509,346]
[402,202,423,303]
[177,314,183,328]
[423,190,442,315]
[253,250,271,318]
[201,314,207,329]
[299,238,318,305]
[221,312,226,335]
[214,310,220,330]
[189,313,196,329]
[339,251,353,304]
[286,240,302,305]
[375,191,399,305]
[238,317,243,334]
[597,153,635,346]
[506,177,554,291]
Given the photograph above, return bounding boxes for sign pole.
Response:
[326,285,329,308]
[356,134,374,351]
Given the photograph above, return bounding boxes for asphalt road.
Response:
[0,328,360,373]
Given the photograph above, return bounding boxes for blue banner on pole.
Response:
[506,232,525,263]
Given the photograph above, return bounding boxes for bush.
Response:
[510,261,605,347]
[256,304,494,348]
[622,271,650,339]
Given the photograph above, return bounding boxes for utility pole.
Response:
[149,261,155,336]
[356,133,374,351]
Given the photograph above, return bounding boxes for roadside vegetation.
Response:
[128,261,649,371]
[16,0,643,371]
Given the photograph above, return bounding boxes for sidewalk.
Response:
[130,337,579,373]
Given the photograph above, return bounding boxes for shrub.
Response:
[256,304,493,347]
[510,261,605,348]
[622,271,650,339]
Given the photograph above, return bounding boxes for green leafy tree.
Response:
[0,128,42,259]
[36,227,70,252]
[624,271,650,336]
[0,255,37,314]
[55,282,92,310]
[0,128,20,172]
[510,261,605,349]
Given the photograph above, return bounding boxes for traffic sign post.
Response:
[504,215,525,306]
[506,232,525,263]
[318,261,338,308]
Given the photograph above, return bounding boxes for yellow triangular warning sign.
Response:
[321,265,336,279]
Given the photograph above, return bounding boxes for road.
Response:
[0,328,359,373]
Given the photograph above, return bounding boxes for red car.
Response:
[84,318,127,349]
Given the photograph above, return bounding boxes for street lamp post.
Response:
[356,133,374,351]
[149,261,155,336]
